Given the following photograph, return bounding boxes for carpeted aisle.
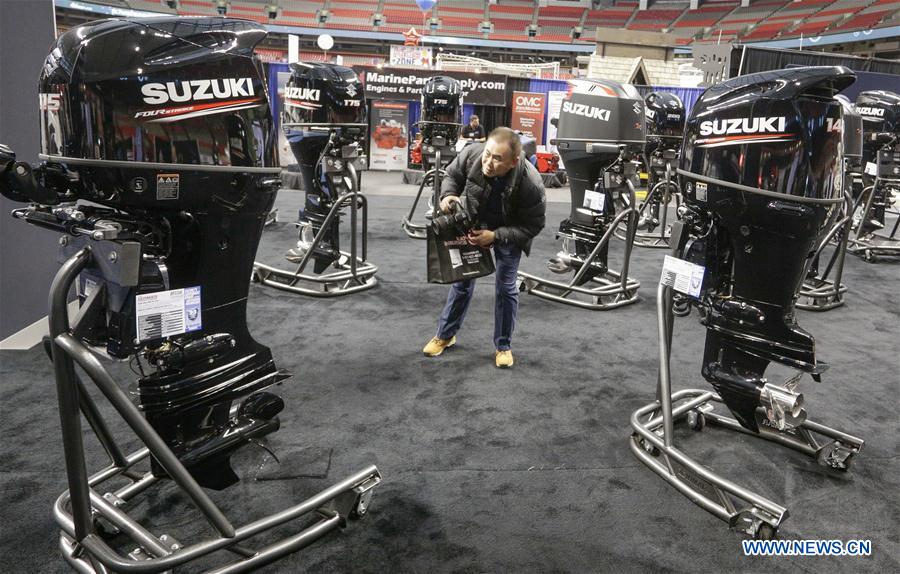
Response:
[1,179,898,573]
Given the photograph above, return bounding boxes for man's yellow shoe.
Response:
[423,336,456,357]
[495,350,513,368]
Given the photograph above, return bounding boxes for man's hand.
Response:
[440,195,460,214]
[467,229,495,247]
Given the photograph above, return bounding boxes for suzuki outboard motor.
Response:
[630,67,864,541]
[552,79,644,281]
[854,90,900,236]
[644,91,685,185]
[634,91,685,241]
[518,78,643,310]
[1,18,382,572]
[402,76,463,239]
[0,16,287,488]
[284,62,367,273]
[419,75,463,148]
[679,67,854,431]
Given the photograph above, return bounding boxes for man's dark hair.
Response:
[488,127,522,160]
[470,115,479,122]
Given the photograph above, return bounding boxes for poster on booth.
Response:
[545,90,566,168]
[510,91,546,145]
[390,45,433,68]
[369,100,410,171]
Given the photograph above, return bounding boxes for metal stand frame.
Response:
[847,181,900,262]
[615,164,680,249]
[48,247,382,574]
[518,179,641,310]
[401,149,446,240]
[253,164,378,297]
[798,191,853,311]
[629,279,864,539]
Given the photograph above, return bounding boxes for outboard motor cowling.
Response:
[679,66,855,431]
[419,75,463,149]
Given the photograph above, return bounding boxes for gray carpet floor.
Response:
[1,175,898,573]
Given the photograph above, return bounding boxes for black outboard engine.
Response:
[401,76,463,239]
[632,91,685,243]
[644,91,685,186]
[630,67,864,540]
[1,18,382,571]
[419,75,463,150]
[679,67,853,431]
[0,16,287,489]
[283,62,367,273]
[518,78,643,310]
[853,90,900,238]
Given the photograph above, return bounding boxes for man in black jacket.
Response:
[423,127,546,368]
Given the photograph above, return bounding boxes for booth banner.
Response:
[369,101,410,171]
[510,91,546,144]
[545,90,566,168]
[360,67,507,106]
[390,45,433,68]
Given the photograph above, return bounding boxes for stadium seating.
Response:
[113,0,900,46]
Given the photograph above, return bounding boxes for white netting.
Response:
[435,53,561,79]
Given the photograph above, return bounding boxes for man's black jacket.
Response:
[439,142,546,255]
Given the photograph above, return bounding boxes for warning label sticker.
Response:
[156,173,180,200]
[660,255,704,298]
[135,286,202,342]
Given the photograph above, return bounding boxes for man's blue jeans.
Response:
[436,242,522,351]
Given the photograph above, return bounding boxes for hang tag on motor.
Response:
[135,286,202,342]
[660,255,705,298]
[583,189,605,212]
[695,181,708,202]
[864,162,877,176]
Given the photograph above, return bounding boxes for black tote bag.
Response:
[426,227,495,284]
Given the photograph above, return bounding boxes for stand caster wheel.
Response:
[863,250,875,263]
[753,522,777,541]
[519,280,528,293]
[686,409,706,432]
[251,271,261,283]
[636,435,660,457]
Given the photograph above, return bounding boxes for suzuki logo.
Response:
[699,117,787,136]
[856,106,886,118]
[284,87,321,101]
[141,78,255,105]
[345,84,357,97]
[561,100,611,121]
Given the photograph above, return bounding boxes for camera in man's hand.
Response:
[431,200,477,236]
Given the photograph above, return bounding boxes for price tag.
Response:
[864,162,877,176]
[660,255,705,298]
[583,189,606,212]
[135,286,202,342]
[695,181,708,202]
